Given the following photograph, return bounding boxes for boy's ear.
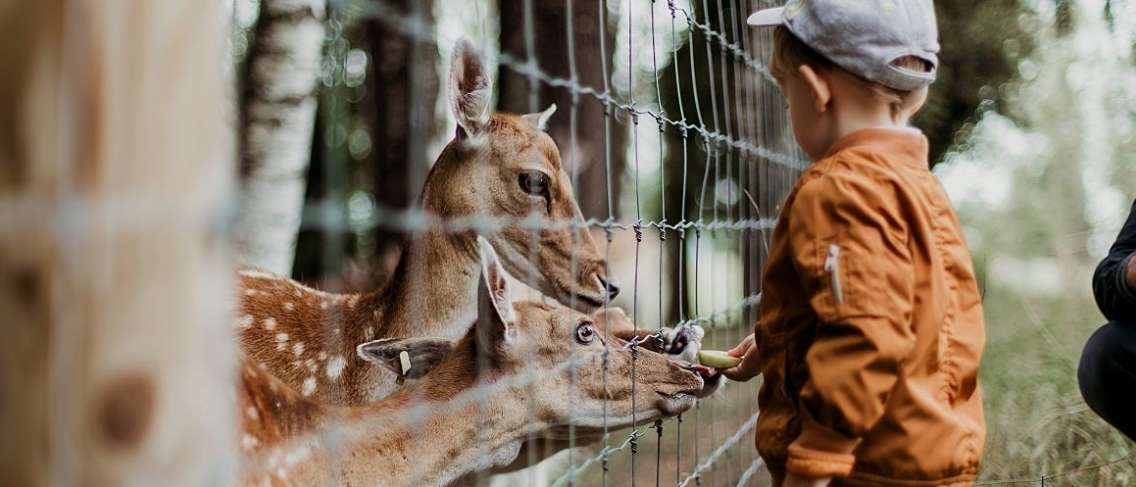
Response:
[357,337,455,380]
[798,65,831,113]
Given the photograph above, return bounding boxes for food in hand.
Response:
[698,350,741,369]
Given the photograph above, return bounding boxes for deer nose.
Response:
[598,276,620,300]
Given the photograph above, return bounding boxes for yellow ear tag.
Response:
[399,350,412,375]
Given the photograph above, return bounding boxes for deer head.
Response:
[359,238,704,428]
[241,238,705,485]
[421,38,617,312]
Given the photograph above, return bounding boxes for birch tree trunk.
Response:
[0,1,234,485]
[236,0,327,276]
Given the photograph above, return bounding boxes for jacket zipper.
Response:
[824,244,845,305]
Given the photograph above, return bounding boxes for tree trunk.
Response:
[361,0,439,289]
[236,0,327,275]
[0,1,234,485]
[497,0,627,221]
[292,2,439,290]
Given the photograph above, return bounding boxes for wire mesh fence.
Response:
[238,0,1136,485]
[261,0,803,485]
[6,0,1136,485]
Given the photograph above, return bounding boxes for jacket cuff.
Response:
[786,419,861,478]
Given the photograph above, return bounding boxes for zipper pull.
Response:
[825,244,845,305]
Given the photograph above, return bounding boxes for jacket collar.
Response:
[821,127,930,169]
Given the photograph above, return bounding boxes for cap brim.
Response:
[746,7,785,27]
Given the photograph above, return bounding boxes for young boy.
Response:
[722,1,986,486]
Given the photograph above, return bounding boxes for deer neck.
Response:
[303,348,541,485]
[376,229,481,340]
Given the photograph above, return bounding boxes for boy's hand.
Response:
[721,333,761,382]
[783,473,833,487]
[1127,252,1136,290]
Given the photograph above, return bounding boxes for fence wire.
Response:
[270,0,805,486]
[247,0,1130,486]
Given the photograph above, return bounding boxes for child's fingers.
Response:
[727,334,755,357]
[721,347,761,381]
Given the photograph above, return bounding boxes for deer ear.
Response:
[520,104,557,131]
[356,337,454,380]
[450,38,492,138]
[476,237,516,357]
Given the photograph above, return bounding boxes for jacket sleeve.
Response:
[1093,199,1136,324]
[783,172,917,478]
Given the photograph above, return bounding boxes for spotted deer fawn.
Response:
[235,38,627,405]
[239,239,713,486]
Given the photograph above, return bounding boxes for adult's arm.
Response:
[1093,199,1136,323]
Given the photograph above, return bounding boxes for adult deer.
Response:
[236,38,629,404]
[239,240,714,486]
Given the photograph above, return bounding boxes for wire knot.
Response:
[634,223,643,243]
[654,419,663,437]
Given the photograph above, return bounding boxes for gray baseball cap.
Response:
[748,0,939,91]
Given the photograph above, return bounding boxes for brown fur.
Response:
[238,293,706,486]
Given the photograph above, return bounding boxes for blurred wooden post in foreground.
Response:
[0,1,235,485]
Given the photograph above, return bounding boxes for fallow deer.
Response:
[235,38,629,405]
[239,239,715,486]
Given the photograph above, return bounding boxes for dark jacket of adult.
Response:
[1094,199,1136,324]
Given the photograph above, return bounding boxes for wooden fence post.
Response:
[0,1,235,484]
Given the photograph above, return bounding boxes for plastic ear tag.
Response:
[399,350,412,375]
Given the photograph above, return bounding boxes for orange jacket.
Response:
[755,128,986,486]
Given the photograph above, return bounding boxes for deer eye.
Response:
[518,171,549,197]
[574,321,596,345]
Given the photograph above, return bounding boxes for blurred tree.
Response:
[293,2,440,290]
[497,0,627,221]
[1,0,235,484]
[236,0,327,275]
[916,0,1037,164]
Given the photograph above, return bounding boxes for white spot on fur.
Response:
[326,355,346,380]
[293,288,303,298]
[364,327,375,340]
[283,301,295,312]
[347,295,359,308]
[283,444,312,466]
[301,377,316,396]
[264,317,277,331]
[292,342,305,356]
[235,315,254,329]
[239,269,278,280]
[246,406,259,420]
[275,332,289,351]
[305,359,317,373]
[320,301,329,310]
[318,351,328,361]
[241,434,259,451]
[244,288,258,297]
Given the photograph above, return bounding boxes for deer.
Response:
[234,38,702,406]
[238,239,717,486]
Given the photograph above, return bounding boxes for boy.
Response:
[722,1,986,486]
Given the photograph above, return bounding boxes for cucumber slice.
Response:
[698,350,741,369]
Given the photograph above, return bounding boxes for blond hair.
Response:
[771,27,931,118]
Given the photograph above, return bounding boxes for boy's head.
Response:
[749,0,939,160]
